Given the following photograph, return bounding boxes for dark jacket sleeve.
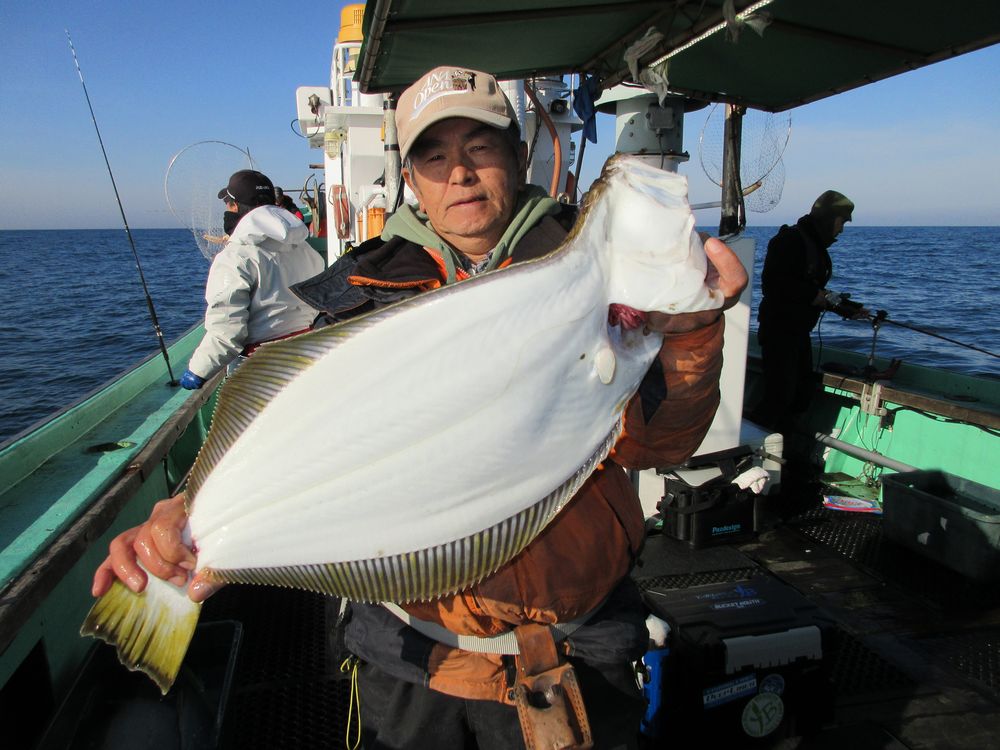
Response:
[289,243,370,319]
[612,317,725,470]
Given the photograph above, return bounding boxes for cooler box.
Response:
[882,470,1000,581]
[641,576,836,743]
[658,446,757,548]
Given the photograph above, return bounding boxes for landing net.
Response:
[164,141,255,260]
[698,105,790,213]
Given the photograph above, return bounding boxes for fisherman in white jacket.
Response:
[180,170,325,389]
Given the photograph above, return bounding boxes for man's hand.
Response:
[644,237,748,335]
[91,493,222,603]
[180,370,206,390]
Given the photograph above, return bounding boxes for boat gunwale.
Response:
[0,369,221,658]
[817,371,1000,430]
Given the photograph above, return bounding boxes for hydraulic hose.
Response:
[525,83,562,197]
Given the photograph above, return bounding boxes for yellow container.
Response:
[338,4,365,43]
[366,207,386,239]
[357,207,386,241]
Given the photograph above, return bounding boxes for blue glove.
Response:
[180,370,205,390]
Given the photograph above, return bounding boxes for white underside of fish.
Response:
[82,155,725,692]
[193,248,650,567]
[185,156,721,601]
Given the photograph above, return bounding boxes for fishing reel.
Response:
[826,292,866,320]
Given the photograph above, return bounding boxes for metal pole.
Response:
[384,96,402,213]
[719,104,744,236]
[813,432,919,474]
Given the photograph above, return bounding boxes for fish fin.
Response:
[184,322,363,500]
[595,347,616,384]
[202,422,624,604]
[80,576,201,695]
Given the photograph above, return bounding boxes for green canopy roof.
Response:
[357,0,1000,111]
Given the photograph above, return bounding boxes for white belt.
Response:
[381,600,605,656]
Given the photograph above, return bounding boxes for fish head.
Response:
[599,155,723,315]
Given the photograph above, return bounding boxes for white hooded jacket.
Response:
[188,205,325,379]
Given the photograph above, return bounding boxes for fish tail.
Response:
[80,574,201,695]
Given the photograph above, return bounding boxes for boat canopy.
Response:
[356,0,1000,111]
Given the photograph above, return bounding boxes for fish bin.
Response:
[881,470,1000,581]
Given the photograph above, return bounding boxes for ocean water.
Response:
[0,226,996,444]
[0,229,209,444]
[736,225,999,379]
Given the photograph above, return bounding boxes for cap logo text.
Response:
[410,69,477,119]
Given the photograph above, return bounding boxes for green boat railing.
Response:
[0,326,222,716]
[745,341,1000,491]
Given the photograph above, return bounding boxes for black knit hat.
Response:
[810,190,854,222]
[217,170,276,206]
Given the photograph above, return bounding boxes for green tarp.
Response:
[357,0,1000,111]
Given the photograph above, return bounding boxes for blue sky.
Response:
[2,1,998,229]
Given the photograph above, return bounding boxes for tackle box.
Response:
[640,575,837,743]
[882,470,1000,581]
[658,445,758,548]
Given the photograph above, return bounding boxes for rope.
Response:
[340,656,362,750]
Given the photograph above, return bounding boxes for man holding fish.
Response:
[92,66,747,748]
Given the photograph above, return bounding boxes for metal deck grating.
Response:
[788,506,1000,613]
[220,678,353,750]
[200,585,352,749]
[634,567,758,591]
[830,632,919,700]
[913,628,1000,699]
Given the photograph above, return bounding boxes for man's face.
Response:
[402,118,527,257]
[832,216,847,237]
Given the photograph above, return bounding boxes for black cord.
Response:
[290,118,310,139]
[886,404,1000,438]
[815,310,825,372]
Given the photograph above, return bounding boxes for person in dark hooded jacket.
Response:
[753,190,865,430]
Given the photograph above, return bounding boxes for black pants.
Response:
[357,658,645,749]
[755,331,816,432]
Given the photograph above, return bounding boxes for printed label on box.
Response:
[694,582,759,602]
[711,522,744,536]
[703,674,757,708]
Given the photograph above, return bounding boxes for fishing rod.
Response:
[66,30,178,386]
[867,310,999,360]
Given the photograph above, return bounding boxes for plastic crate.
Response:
[882,470,1000,581]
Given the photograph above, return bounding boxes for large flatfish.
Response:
[82,154,724,692]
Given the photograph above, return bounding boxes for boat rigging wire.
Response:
[66,31,178,387]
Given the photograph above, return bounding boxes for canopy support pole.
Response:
[719,104,745,236]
